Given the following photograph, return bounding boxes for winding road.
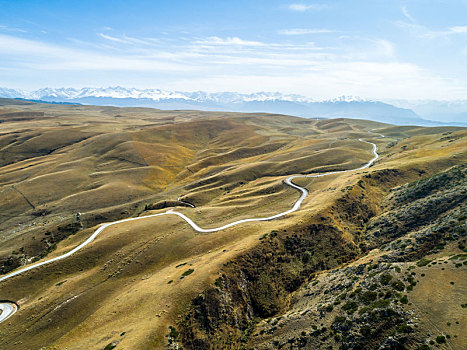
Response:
[0,302,17,324]
[0,133,383,324]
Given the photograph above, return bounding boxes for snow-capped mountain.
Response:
[1,86,464,126]
[1,86,366,104]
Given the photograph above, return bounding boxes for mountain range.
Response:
[1,87,465,126]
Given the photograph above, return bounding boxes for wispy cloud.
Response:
[1,31,465,100]
[287,3,328,12]
[0,34,189,71]
[374,39,395,58]
[398,21,467,39]
[401,6,416,23]
[278,28,336,35]
[450,26,467,34]
[99,33,162,46]
[193,36,267,47]
[397,7,467,40]
[0,24,27,33]
[99,33,127,43]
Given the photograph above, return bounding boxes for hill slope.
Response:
[0,99,465,349]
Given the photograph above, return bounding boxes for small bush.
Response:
[358,306,371,315]
[435,335,446,344]
[169,326,179,340]
[181,269,194,277]
[380,273,393,285]
[392,280,405,291]
[334,316,347,323]
[360,291,378,303]
[417,258,432,267]
[342,301,359,314]
[396,323,412,333]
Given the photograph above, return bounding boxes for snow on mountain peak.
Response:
[0,87,372,104]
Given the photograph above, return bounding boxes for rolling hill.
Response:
[0,99,465,350]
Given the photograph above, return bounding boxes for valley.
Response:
[0,99,465,349]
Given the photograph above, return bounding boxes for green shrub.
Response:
[372,299,390,308]
[435,335,446,344]
[342,301,359,314]
[181,269,194,277]
[417,258,432,267]
[392,280,405,291]
[334,316,346,323]
[169,326,179,340]
[396,323,412,333]
[358,306,371,315]
[360,291,378,303]
[214,277,223,288]
[380,273,393,285]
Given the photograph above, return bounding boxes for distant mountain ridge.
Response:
[0,86,363,103]
[1,87,465,126]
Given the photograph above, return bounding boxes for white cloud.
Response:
[0,24,27,33]
[1,32,466,100]
[398,21,467,39]
[193,36,266,46]
[99,33,127,43]
[401,6,416,23]
[99,33,162,46]
[449,26,467,34]
[164,62,467,100]
[374,39,395,58]
[0,34,189,71]
[288,3,327,12]
[278,28,336,35]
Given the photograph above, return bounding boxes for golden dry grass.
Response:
[0,99,465,349]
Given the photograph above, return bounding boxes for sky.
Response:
[0,0,466,100]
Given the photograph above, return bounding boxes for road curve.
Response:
[0,302,17,323]
[0,133,382,322]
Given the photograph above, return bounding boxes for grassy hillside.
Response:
[248,165,466,350]
[0,99,465,350]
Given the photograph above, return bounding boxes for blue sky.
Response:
[0,0,466,99]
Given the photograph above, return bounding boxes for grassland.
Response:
[0,98,465,349]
